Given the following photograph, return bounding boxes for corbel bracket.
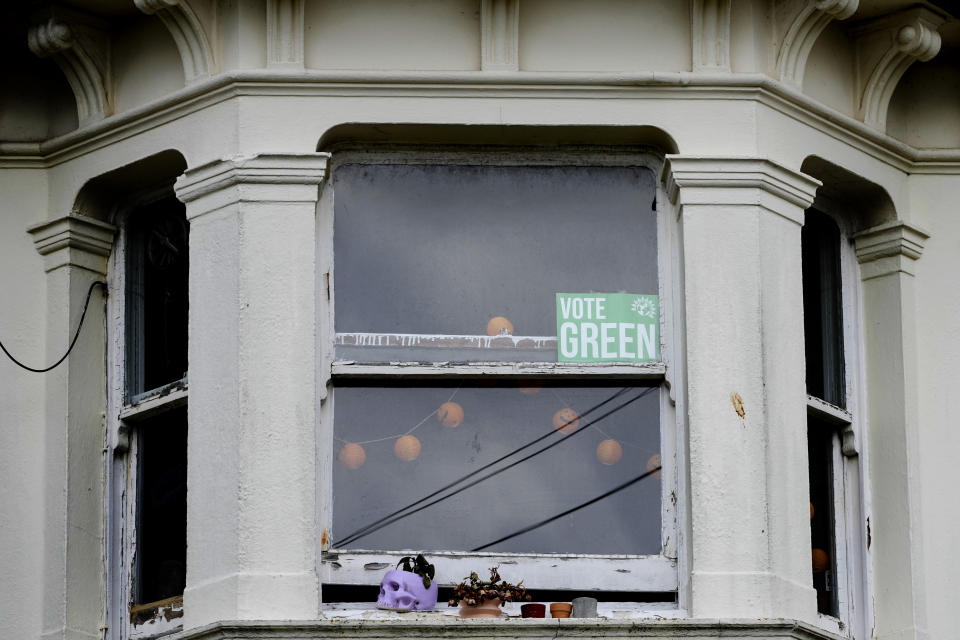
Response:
[27,8,111,127]
[267,0,305,69]
[134,0,215,83]
[775,0,859,87]
[853,6,947,130]
[481,0,519,71]
[693,0,732,72]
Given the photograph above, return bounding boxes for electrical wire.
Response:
[471,465,662,551]
[334,386,655,547]
[333,386,633,547]
[0,280,107,373]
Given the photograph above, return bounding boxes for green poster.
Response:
[556,293,659,363]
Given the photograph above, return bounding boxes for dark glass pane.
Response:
[808,417,838,617]
[333,163,658,361]
[126,197,189,396]
[136,406,187,604]
[332,381,661,555]
[802,210,845,407]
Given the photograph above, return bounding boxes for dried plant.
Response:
[448,565,530,607]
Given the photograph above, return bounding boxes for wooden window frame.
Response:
[316,149,684,606]
[106,185,189,640]
[803,205,869,639]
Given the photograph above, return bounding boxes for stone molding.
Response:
[135,0,215,83]
[8,70,960,173]
[170,618,845,640]
[662,156,822,223]
[28,214,116,274]
[692,0,732,72]
[175,153,330,217]
[854,219,929,279]
[853,6,947,130]
[776,0,858,87]
[27,9,111,126]
[481,0,520,71]
[267,0,305,70]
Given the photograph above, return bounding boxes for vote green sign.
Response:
[556,293,659,363]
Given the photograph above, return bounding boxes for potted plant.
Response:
[448,566,530,618]
[376,553,438,611]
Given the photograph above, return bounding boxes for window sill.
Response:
[321,601,681,620]
[168,617,846,640]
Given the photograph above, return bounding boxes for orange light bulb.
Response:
[394,434,422,461]
[553,408,580,435]
[646,453,662,475]
[596,439,623,465]
[437,401,464,428]
[812,548,830,573]
[486,316,514,336]
[338,442,366,470]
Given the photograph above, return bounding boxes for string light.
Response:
[486,316,514,336]
[394,435,422,461]
[596,439,623,465]
[338,442,366,470]
[552,408,580,434]
[437,401,464,428]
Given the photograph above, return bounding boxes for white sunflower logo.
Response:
[631,297,656,319]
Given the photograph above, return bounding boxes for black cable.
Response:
[334,386,635,547]
[333,386,633,547]
[471,465,662,551]
[0,280,107,373]
[335,386,655,547]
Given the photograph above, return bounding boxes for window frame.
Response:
[106,184,189,640]
[802,203,870,639]
[316,148,683,601]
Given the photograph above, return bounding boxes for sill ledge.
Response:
[168,618,845,640]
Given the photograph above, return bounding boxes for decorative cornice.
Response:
[854,6,947,130]
[267,0,305,70]
[776,0,858,87]
[28,214,116,274]
[692,0,732,73]
[135,0,215,83]
[175,153,329,218]
[481,0,520,72]
[169,618,845,640]
[662,156,822,223]
[5,71,960,173]
[27,10,111,126]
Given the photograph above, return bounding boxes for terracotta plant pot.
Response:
[521,603,546,618]
[459,597,502,619]
[550,602,572,618]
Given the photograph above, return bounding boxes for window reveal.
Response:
[324,155,674,595]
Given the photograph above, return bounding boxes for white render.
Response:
[0,2,958,640]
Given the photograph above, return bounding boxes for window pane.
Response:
[332,381,661,555]
[808,416,839,617]
[126,198,189,397]
[333,163,658,362]
[136,406,188,605]
[802,209,845,407]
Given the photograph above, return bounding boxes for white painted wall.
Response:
[0,169,50,640]
[1,2,959,640]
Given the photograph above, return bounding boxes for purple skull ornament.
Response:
[376,569,439,611]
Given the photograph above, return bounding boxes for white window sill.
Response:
[321,601,683,621]
[168,617,846,640]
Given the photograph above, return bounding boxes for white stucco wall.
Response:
[1,2,959,640]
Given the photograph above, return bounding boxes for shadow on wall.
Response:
[72,150,188,222]
[801,156,896,231]
[316,124,681,154]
